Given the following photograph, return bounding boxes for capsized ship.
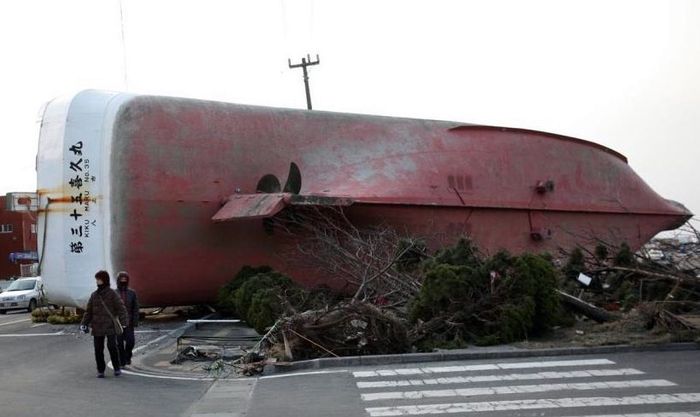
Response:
[36,90,692,308]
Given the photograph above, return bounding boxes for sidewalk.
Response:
[183,379,257,417]
[128,319,261,379]
[122,319,261,417]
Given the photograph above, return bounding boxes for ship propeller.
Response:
[212,161,349,223]
[283,162,302,194]
[256,162,302,195]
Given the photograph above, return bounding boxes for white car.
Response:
[0,277,45,314]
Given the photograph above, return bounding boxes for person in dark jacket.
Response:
[115,271,139,367]
[80,270,128,378]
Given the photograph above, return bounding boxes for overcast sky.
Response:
[0,0,697,224]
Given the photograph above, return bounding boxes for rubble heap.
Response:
[212,216,700,374]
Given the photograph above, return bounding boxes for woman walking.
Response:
[80,270,128,378]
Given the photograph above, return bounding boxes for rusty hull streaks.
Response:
[288,194,353,207]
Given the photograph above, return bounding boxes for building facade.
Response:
[0,193,38,279]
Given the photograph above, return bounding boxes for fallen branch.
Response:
[288,328,339,358]
[557,289,618,323]
[590,266,699,287]
[658,310,700,331]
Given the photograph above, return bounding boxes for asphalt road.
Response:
[5,309,700,417]
[249,350,700,417]
[0,310,211,417]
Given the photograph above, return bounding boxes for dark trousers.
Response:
[117,326,135,366]
[93,335,121,373]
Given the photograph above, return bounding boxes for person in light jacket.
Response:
[80,270,128,378]
[116,271,139,367]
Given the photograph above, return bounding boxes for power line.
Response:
[118,0,128,90]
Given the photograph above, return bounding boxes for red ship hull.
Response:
[37,91,691,308]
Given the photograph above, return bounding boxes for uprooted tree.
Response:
[217,207,563,361]
[216,209,699,366]
[556,220,700,332]
[270,206,425,306]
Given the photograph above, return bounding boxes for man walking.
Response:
[116,271,139,367]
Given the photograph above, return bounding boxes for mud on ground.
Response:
[516,309,700,349]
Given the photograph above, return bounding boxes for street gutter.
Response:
[263,342,700,375]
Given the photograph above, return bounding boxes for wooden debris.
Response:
[658,310,700,331]
[557,289,618,323]
[263,301,409,361]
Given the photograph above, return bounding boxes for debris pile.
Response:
[218,238,562,364]
[232,351,266,376]
[171,346,215,364]
[210,210,699,376]
[555,222,700,340]
[265,301,409,361]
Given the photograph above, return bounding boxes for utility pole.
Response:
[288,54,320,110]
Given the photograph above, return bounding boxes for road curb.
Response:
[264,342,700,375]
[119,314,218,379]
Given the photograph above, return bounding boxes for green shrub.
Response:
[233,271,294,323]
[551,303,577,327]
[490,299,535,344]
[247,287,286,334]
[563,248,585,280]
[216,265,273,315]
[410,240,560,347]
[614,242,635,266]
[427,237,482,269]
[415,336,469,351]
[304,285,343,310]
[218,266,303,333]
[513,254,560,334]
[594,244,609,261]
[409,263,483,323]
[31,308,51,323]
[615,280,639,310]
[395,238,428,271]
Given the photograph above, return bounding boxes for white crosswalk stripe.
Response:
[365,393,700,416]
[578,413,700,417]
[353,358,700,416]
[353,358,615,378]
[361,379,675,401]
[356,368,644,388]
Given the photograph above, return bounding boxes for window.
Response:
[31,224,36,234]
[0,224,12,233]
[5,279,36,291]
